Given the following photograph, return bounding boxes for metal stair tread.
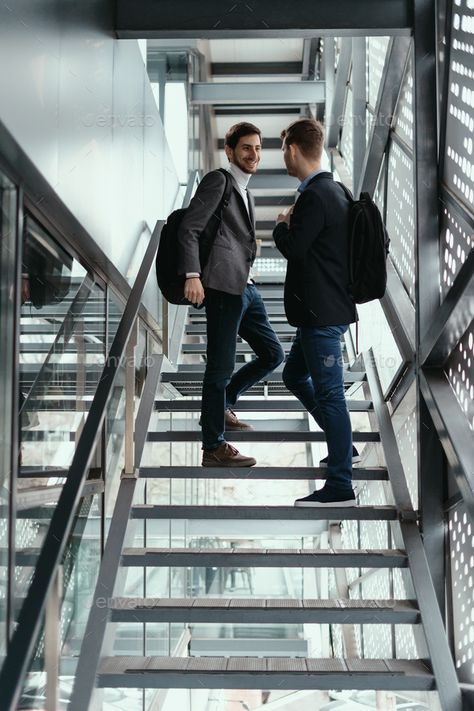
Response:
[138,466,388,480]
[121,547,408,568]
[161,368,366,383]
[146,430,380,442]
[131,504,397,520]
[154,398,374,412]
[108,597,420,623]
[97,656,434,690]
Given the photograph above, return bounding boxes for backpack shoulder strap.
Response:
[216,167,233,206]
[336,181,354,202]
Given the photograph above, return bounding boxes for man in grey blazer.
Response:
[178,122,284,467]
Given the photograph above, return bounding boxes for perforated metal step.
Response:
[109,597,420,624]
[138,466,388,480]
[131,504,396,521]
[161,368,366,383]
[97,656,434,691]
[146,430,380,443]
[154,398,373,412]
[121,548,408,568]
[185,322,296,335]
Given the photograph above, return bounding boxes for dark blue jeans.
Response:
[282,325,353,493]
[201,285,284,450]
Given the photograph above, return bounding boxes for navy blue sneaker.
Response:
[294,488,357,507]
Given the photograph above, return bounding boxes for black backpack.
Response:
[156,169,233,305]
[338,182,390,304]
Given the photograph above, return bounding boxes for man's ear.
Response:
[289,143,299,161]
[224,145,233,162]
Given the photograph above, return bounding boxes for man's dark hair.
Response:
[225,122,262,150]
[280,118,324,161]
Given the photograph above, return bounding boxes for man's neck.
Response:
[228,162,252,188]
[297,164,322,182]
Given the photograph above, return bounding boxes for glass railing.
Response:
[0,215,163,709]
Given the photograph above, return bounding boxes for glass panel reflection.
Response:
[0,169,17,661]
[18,493,101,710]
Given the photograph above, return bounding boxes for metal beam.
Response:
[214,107,301,116]
[190,81,325,105]
[420,249,474,366]
[327,39,352,148]
[212,61,303,75]
[357,37,412,196]
[115,0,413,38]
[351,37,367,190]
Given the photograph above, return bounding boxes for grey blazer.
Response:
[177,169,257,295]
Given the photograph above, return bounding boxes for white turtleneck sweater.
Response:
[186,162,254,282]
[227,162,251,217]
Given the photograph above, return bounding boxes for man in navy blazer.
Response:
[273,118,359,507]
[179,122,284,467]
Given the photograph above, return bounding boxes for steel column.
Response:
[327,39,352,148]
[351,37,367,191]
[324,38,336,129]
[413,0,447,650]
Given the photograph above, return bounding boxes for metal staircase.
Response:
[68,273,460,711]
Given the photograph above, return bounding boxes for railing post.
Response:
[162,298,169,359]
[123,319,139,478]
[44,566,63,711]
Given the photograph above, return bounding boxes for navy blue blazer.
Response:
[273,171,357,327]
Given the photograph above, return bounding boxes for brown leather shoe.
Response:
[202,442,256,467]
[225,408,253,431]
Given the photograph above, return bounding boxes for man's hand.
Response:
[276,206,293,225]
[184,277,205,306]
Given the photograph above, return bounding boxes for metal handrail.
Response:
[0,219,164,711]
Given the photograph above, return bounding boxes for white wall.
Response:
[0,0,180,321]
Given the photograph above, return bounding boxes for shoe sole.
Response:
[319,456,362,468]
[202,460,257,468]
[294,499,357,507]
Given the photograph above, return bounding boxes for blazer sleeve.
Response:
[273,189,325,262]
[177,170,227,275]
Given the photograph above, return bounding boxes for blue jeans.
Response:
[202,285,284,450]
[282,325,353,493]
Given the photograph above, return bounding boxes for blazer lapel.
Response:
[247,190,256,235]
